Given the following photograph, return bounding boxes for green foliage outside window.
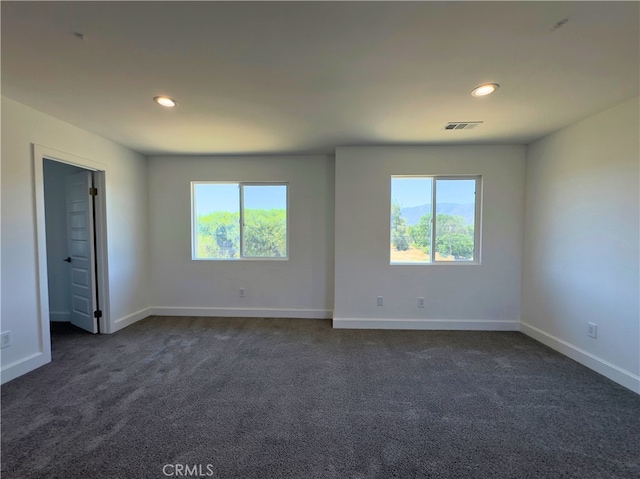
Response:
[197,209,286,259]
[197,211,240,258]
[434,215,474,259]
[408,214,432,254]
[393,211,475,260]
[243,209,287,257]
[391,201,410,251]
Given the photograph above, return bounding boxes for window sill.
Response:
[192,257,289,262]
[390,261,481,266]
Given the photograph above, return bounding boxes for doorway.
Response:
[43,160,100,333]
[33,145,110,362]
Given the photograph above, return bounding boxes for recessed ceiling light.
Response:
[154,96,177,108]
[471,83,500,97]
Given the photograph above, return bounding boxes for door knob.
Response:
[63,257,72,263]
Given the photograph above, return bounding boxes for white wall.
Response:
[1,96,151,383]
[3,91,637,394]
[334,145,525,329]
[522,97,640,393]
[43,160,86,321]
[147,155,334,318]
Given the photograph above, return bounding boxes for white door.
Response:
[65,171,98,333]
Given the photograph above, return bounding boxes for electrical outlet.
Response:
[418,297,425,308]
[0,331,11,349]
[239,288,245,298]
[587,322,597,338]
[377,296,383,307]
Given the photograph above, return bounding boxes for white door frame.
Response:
[33,144,111,354]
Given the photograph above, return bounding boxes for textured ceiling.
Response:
[2,1,638,155]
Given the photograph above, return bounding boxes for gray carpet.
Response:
[2,317,639,479]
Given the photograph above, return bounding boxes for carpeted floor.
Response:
[2,316,639,478]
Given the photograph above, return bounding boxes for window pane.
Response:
[391,177,433,263]
[194,183,240,259]
[242,185,287,258]
[435,179,476,261]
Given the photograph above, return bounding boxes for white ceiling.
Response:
[2,1,638,156]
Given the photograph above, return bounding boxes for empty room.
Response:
[1,2,638,478]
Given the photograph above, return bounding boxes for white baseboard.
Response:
[152,306,332,319]
[0,351,51,385]
[112,307,153,333]
[49,311,70,322]
[333,317,520,331]
[520,321,640,394]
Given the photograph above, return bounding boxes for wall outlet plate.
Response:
[418,297,425,308]
[0,331,11,349]
[377,296,383,307]
[587,322,597,338]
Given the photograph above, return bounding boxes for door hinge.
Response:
[89,187,98,196]
[94,310,103,319]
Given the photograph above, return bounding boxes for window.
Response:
[192,182,288,260]
[390,176,481,264]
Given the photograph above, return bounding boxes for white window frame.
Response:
[390,175,482,265]
[191,181,289,261]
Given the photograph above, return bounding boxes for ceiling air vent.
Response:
[443,121,483,130]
